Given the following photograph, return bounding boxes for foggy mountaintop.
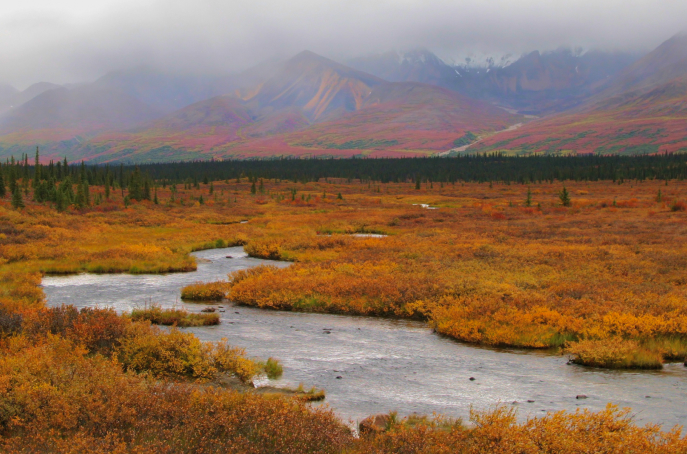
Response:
[2,0,687,88]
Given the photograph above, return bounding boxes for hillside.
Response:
[0,82,62,115]
[471,78,687,155]
[79,53,519,162]
[0,86,161,159]
[598,33,687,97]
[241,50,385,121]
[471,34,687,156]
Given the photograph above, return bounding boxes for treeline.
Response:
[2,152,687,199]
[0,149,155,209]
[106,154,687,184]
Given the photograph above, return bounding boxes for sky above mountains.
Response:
[2,0,687,88]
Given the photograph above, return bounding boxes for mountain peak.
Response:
[244,51,383,121]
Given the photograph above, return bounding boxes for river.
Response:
[42,246,687,428]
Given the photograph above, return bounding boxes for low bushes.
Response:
[564,338,663,369]
[349,404,687,453]
[181,281,231,301]
[0,335,352,453]
[117,324,264,382]
[130,305,220,327]
[262,357,284,379]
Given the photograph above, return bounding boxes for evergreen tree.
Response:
[154,187,159,205]
[59,177,75,205]
[250,181,256,194]
[0,165,5,198]
[128,167,143,201]
[559,187,571,207]
[209,182,214,195]
[11,186,24,209]
[143,177,151,200]
[83,180,90,206]
[33,146,41,187]
[258,179,264,194]
[55,190,67,212]
[525,187,532,207]
[415,179,421,190]
[8,168,17,194]
[119,163,125,197]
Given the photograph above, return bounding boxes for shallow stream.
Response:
[42,247,687,428]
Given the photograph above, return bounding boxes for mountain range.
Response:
[0,33,686,162]
[471,33,687,156]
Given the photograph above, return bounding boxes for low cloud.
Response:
[1,0,686,88]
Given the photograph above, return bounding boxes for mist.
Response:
[2,0,686,89]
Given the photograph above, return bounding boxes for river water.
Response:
[42,247,687,428]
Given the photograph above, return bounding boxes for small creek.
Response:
[42,247,687,428]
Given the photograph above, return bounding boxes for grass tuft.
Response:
[130,304,220,327]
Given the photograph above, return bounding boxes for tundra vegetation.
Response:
[1,154,687,451]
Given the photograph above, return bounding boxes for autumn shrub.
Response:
[116,324,262,382]
[244,238,287,260]
[262,357,284,379]
[212,340,263,382]
[228,264,279,286]
[642,336,687,361]
[0,307,22,338]
[564,338,663,369]
[229,260,442,317]
[0,335,353,453]
[130,304,220,327]
[181,280,230,300]
[670,200,686,211]
[350,404,687,453]
[22,305,129,355]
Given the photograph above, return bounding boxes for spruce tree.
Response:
[11,186,24,209]
[559,187,571,207]
[128,167,143,201]
[55,190,66,212]
[143,178,151,200]
[33,147,41,187]
[0,165,5,198]
[525,187,532,207]
[83,180,90,206]
[250,181,256,194]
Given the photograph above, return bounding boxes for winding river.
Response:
[42,247,687,428]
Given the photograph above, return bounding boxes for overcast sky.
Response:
[2,0,686,89]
